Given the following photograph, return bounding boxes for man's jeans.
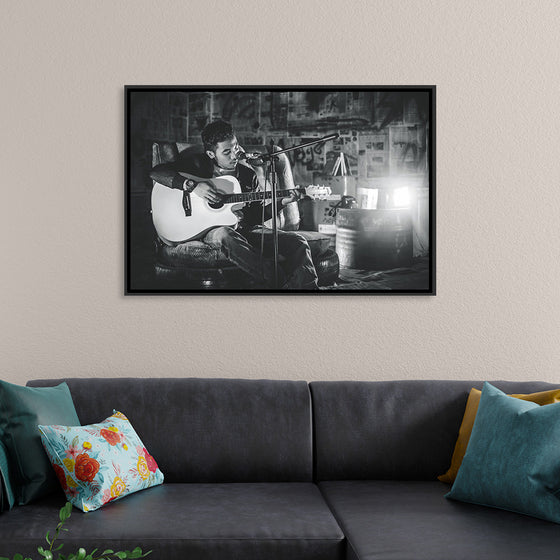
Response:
[204,226,318,289]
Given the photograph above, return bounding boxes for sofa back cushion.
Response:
[27,378,313,483]
[309,380,559,481]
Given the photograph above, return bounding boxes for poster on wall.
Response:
[125,86,435,295]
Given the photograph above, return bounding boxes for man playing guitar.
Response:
[150,120,319,289]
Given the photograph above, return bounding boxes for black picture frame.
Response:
[125,86,435,295]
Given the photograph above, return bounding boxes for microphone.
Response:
[237,152,267,166]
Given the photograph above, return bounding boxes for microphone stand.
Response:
[266,139,280,288]
[260,133,339,288]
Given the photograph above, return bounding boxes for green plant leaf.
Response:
[59,503,72,522]
[7,500,148,560]
[64,502,73,518]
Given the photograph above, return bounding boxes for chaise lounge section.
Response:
[310,380,560,560]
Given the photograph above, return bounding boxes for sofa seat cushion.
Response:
[319,481,560,560]
[0,483,344,560]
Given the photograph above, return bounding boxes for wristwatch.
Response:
[183,178,197,192]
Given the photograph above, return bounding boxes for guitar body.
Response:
[151,176,243,243]
[151,171,333,244]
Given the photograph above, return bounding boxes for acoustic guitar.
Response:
[151,172,331,243]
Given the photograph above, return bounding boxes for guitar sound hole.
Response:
[209,201,224,210]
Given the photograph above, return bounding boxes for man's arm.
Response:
[150,162,223,205]
[150,162,196,192]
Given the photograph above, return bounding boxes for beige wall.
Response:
[2,1,559,385]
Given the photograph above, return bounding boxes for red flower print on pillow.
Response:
[143,448,159,473]
[74,453,100,482]
[53,463,68,491]
[100,428,122,446]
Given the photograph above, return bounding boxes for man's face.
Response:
[207,136,241,171]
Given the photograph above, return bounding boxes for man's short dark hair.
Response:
[201,120,234,152]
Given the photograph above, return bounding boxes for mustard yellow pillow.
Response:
[438,387,560,484]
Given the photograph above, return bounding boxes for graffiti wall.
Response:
[129,90,430,192]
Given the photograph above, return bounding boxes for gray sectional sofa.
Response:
[2,377,560,559]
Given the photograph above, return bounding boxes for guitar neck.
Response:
[224,188,303,205]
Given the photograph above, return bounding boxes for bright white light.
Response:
[357,188,378,209]
[393,187,410,208]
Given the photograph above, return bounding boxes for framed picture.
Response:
[125,86,435,295]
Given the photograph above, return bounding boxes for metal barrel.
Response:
[335,209,413,269]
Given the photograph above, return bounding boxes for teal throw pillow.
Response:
[0,439,15,511]
[0,380,80,505]
[446,382,560,523]
[39,411,164,512]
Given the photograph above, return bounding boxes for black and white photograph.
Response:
[126,86,435,294]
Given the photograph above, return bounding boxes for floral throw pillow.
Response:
[38,411,164,512]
